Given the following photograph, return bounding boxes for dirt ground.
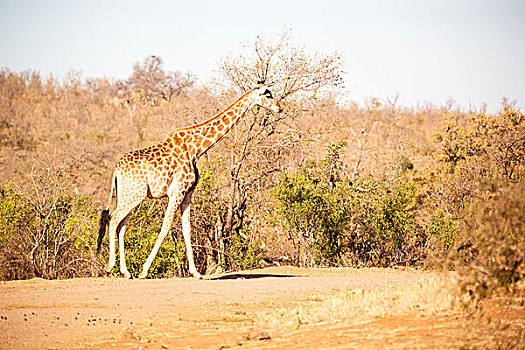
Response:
[0,267,523,349]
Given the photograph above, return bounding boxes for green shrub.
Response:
[345,178,423,267]
[272,140,428,268]
[426,208,459,253]
[227,226,264,271]
[0,183,99,280]
[0,183,34,280]
[272,143,350,267]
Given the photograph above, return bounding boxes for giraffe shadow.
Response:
[208,273,301,280]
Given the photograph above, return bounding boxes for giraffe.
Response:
[97,83,282,279]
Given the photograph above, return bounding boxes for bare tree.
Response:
[218,28,344,102]
[127,55,195,105]
[199,29,346,268]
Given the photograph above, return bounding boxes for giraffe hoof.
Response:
[104,266,113,274]
[192,272,203,280]
[138,271,148,279]
[122,271,132,279]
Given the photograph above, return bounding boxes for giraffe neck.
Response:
[190,90,256,158]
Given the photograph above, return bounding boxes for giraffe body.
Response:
[97,85,282,279]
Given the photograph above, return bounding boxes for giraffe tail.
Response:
[97,209,110,253]
[97,172,116,253]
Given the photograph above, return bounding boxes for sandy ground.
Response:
[0,267,522,349]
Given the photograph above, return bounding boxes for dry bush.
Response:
[432,104,525,313]
[0,67,209,203]
[458,181,525,304]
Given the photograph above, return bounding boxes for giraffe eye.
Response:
[263,89,273,98]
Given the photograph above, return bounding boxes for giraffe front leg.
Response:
[181,197,202,279]
[138,197,179,279]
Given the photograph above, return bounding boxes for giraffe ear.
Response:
[256,80,276,87]
[255,81,275,90]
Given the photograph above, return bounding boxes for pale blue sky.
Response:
[1,0,524,112]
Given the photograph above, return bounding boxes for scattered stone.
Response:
[285,315,301,331]
[246,330,271,341]
[122,330,140,341]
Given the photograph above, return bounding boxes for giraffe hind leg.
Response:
[105,209,128,274]
[105,195,145,277]
[118,215,132,279]
[104,212,120,274]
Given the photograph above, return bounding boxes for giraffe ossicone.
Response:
[97,84,282,279]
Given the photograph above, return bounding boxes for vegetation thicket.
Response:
[0,30,523,308]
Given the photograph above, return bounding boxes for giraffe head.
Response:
[250,84,283,114]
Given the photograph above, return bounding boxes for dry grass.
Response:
[261,275,460,330]
[256,275,524,349]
